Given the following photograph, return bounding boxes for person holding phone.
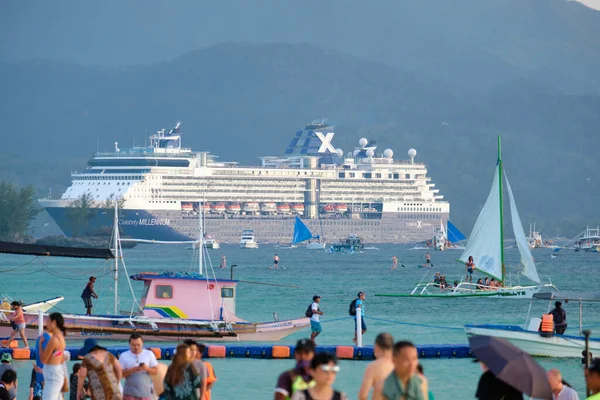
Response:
[118,333,158,400]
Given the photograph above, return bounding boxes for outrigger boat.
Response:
[327,235,364,254]
[0,202,308,342]
[376,137,557,298]
[465,291,600,358]
[292,216,326,250]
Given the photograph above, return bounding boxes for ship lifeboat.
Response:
[242,202,260,213]
[323,204,335,213]
[291,203,305,214]
[202,203,211,212]
[261,202,277,213]
[211,203,226,213]
[277,203,291,213]
[226,203,242,213]
[181,202,194,212]
[335,203,348,213]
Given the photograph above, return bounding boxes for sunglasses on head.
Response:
[319,365,340,373]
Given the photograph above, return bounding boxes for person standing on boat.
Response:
[119,333,159,400]
[309,296,324,344]
[549,302,568,335]
[81,276,98,316]
[358,333,394,400]
[274,339,315,400]
[391,256,398,270]
[273,254,280,270]
[465,256,476,283]
[219,254,226,269]
[4,301,29,349]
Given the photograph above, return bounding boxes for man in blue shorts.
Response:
[309,295,323,343]
[353,291,367,344]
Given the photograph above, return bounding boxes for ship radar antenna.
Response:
[359,138,368,148]
[408,148,417,164]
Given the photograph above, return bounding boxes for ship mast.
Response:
[199,201,204,276]
[113,199,119,315]
[497,135,505,283]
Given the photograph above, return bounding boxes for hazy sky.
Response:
[2,0,597,68]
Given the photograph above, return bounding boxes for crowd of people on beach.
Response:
[0,312,218,400]
[0,298,598,399]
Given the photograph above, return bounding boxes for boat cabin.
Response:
[130,272,244,322]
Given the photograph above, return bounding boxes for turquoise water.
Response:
[2,244,598,399]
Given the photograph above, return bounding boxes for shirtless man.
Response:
[273,254,280,270]
[358,333,395,400]
[391,256,398,270]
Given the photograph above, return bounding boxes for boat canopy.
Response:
[130,271,238,283]
[447,221,466,242]
[0,241,114,259]
[533,292,600,302]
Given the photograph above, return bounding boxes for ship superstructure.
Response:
[40,121,450,243]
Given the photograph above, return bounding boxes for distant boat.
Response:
[240,229,259,249]
[428,220,466,251]
[292,216,326,250]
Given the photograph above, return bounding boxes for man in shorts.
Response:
[81,276,99,315]
[273,254,280,270]
[309,296,324,344]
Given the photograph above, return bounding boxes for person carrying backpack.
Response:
[306,296,324,344]
[349,291,367,345]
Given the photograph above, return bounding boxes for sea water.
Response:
[2,244,598,399]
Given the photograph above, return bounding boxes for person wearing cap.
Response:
[310,296,324,344]
[354,292,367,345]
[550,301,567,335]
[0,354,16,400]
[585,358,600,399]
[77,338,122,400]
[81,276,99,316]
[0,369,17,400]
[274,339,316,400]
[3,301,29,349]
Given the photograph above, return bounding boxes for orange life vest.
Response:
[541,314,554,333]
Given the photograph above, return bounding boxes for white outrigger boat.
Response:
[376,137,557,299]
[465,291,600,358]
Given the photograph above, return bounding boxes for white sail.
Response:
[504,173,541,284]
[459,165,503,280]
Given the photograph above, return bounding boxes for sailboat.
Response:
[292,216,326,250]
[0,201,309,342]
[431,220,466,251]
[376,136,557,298]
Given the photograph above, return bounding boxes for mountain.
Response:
[3,0,600,97]
[1,42,599,238]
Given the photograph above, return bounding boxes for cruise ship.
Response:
[39,121,450,243]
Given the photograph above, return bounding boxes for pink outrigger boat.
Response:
[0,271,309,342]
[1,202,309,342]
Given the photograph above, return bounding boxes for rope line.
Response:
[367,316,464,331]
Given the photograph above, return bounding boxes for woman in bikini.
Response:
[40,312,67,400]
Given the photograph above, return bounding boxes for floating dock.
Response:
[0,343,471,361]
